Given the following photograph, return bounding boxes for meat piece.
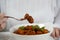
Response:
[25,30,35,35]
[24,30,28,33]
[27,16,34,23]
[36,31,43,34]
[43,29,49,34]
[16,29,25,35]
[25,26,33,30]
[24,13,29,19]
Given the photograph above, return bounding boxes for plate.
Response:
[9,22,54,40]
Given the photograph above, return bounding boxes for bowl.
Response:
[9,23,54,40]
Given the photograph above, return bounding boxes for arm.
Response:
[51,0,60,39]
[51,9,60,38]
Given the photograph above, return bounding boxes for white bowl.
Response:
[9,23,54,40]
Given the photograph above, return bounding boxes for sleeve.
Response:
[54,10,60,28]
[51,0,59,17]
[53,0,60,28]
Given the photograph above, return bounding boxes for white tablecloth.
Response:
[0,32,56,40]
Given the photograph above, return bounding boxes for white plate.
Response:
[9,22,54,40]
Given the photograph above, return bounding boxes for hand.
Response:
[0,13,8,31]
[51,27,60,38]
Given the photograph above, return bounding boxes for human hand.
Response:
[0,13,8,31]
[51,27,60,38]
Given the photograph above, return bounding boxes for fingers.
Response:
[1,22,6,29]
[0,23,6,31]
[55,28,60,38]
[51,28,60,38]
[0,24,2,30]
[0,18,7,31]
[51,28,56,38]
